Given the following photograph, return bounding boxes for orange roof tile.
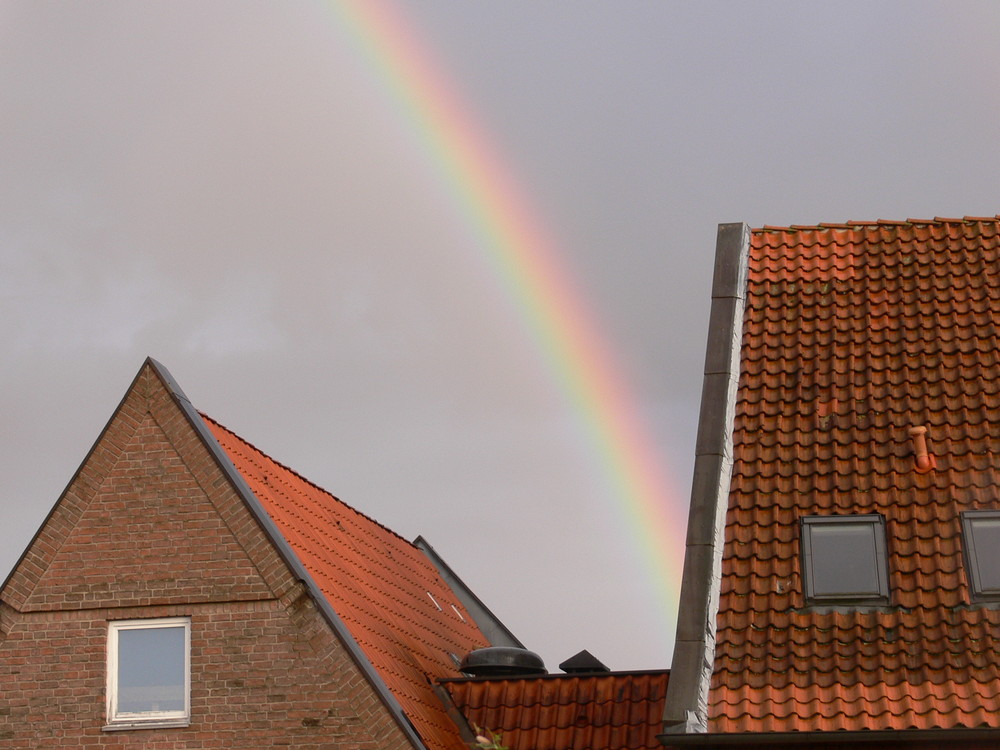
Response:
[203,415,490,750]
[442,671,669,750]
[711,216,1000,734]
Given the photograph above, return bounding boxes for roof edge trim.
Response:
[414,536,525,649]
[146,358,427,750]
[662,223,750,734]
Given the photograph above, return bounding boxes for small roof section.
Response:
[441,671,669,750]
[710,217,1000,734]
[202,414,492,750]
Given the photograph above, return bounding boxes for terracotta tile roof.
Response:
[711,216,1000,734]
[442,671,669,750]
[203,415,490,750]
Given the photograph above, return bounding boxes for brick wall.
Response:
[0,365,414,749]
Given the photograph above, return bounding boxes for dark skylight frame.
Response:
[801,514,891,604]
[961,510,1000,600]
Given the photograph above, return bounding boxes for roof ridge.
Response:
[199,411,416,549]
[756,215,1000,232]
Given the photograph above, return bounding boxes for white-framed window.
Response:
[962,510,1000,600]
[801,514,890,604]
[105,617,191,729]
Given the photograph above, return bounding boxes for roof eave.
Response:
[659,727,1000,747]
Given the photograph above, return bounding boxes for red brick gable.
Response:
[204,415,491,750]
[3,363,292,612]
[0,361,416,749]
[711,217,1000,734]
[22,412,273,611]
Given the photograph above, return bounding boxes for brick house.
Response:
[0,358,668,749]
[662,218,1000,748]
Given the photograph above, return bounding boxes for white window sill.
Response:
[102,718,190,732]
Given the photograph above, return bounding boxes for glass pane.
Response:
[971,518,1000,592]
[809,523,881,597]
[117,626,185,714]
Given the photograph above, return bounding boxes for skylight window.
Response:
[105,617,190,730]
[801,515,890,604]
[962,511,1000,599]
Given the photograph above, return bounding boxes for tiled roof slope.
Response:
[203,415,490,750]
[442,671,669,750]
[711,217,1000,734]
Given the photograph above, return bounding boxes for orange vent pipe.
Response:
[908,425,936,473]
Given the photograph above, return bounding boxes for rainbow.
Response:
[324,0,686,657]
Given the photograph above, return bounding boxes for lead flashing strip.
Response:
[662,223,750,734]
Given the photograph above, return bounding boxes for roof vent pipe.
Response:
[908,425,936,473]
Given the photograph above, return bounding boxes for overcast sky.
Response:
[2,1,999,671]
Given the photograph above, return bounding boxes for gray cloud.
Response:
[2,1,999,670]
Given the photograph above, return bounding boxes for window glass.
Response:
[802,515,888,602]
[117,626,186,714]
[107,617,190,727]
[963,512,1000,597]
[809,523,881,596]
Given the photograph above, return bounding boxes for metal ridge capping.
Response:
[662,223,750,734]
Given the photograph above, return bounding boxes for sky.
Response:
[1,1,999,672]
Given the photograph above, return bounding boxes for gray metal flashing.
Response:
[662,223,750,734]
[414,535,525,649]
[146,358,427,750]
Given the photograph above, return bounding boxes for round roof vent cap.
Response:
[459,646,546,676]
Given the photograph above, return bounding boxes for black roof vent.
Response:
[459,646,546,677]
[559,649,610,674]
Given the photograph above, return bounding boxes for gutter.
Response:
[659,727,1000,747]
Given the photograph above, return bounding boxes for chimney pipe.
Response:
[908,426,935,473]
